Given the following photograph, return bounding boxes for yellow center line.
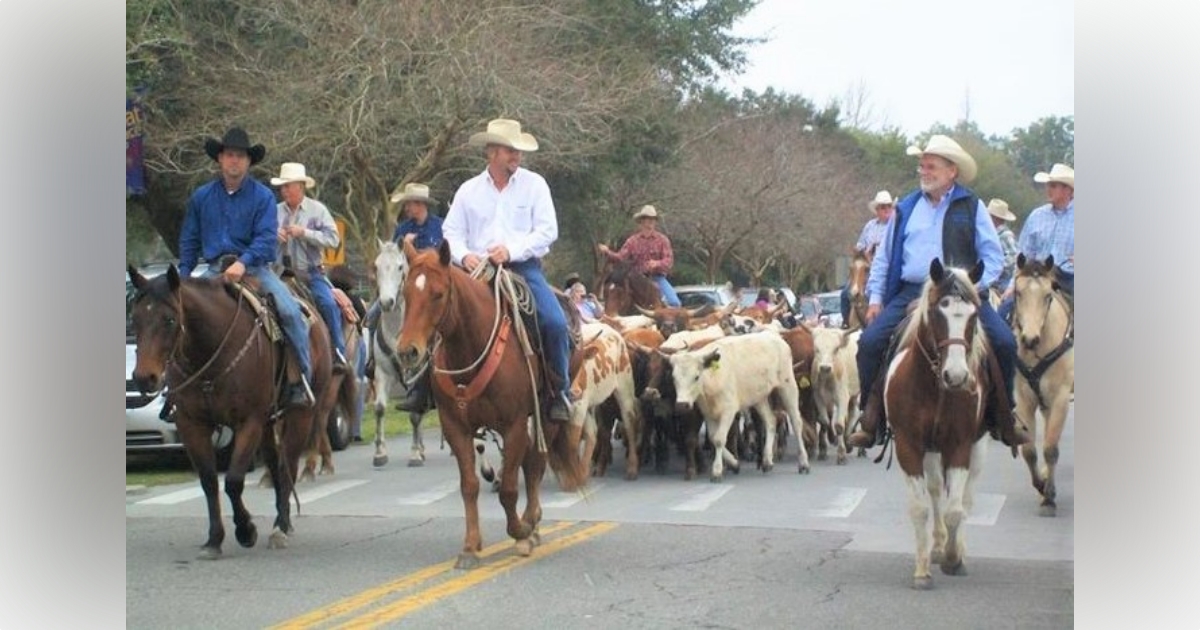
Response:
[270,520,580,630]
[336,521,619,629]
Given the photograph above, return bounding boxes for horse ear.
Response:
[969,259,985,284]
[436,240,451,266]
[1044,254,1055,269]
[1016,252,1027,270]
[167,264,181,290]
[929,258,945,283]
[128,264,146,290]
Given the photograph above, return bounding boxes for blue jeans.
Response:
[204,265,312,381]
[857,282,1015,409]
[508,259,570,398]
[308,274,346,358]
[839,283,851,323]
[652,274,681,307]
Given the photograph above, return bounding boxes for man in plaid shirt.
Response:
[598,205,681,307]
[999,163,1074,320]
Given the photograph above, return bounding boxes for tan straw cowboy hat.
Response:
[632,205,659,220]
[468,118,539,152]
[390,182,438,205]
[867,190,895,211]
[906,134,978,184]
[986,198,1017,222]
[270,162,316,189]
[1034,163,1074,188]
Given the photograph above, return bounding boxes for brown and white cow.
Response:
[570,322,642,480]
[669,332,812,481]
[809,328,861,465]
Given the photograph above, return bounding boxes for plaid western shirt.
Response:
[608,230,675,276]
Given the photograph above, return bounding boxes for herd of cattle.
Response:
[547,301,864,484]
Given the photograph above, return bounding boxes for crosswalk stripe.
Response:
[966,492,1006,526]
[138,486,205,505]
[542,482,605,508]
[670,485,734,511]
[296,479,369,503]
[396,480,459,505]
[809,487,867,518]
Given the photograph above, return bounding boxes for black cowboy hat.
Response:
[204,127,266,165]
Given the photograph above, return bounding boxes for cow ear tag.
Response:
[798,375,810,388]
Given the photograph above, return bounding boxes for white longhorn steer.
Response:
[810,327,861,465]
[668,331,812,481]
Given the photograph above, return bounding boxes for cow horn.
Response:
[636,305,657,317]
[686,305,706,317]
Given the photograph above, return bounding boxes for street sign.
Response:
[322,218,346,266]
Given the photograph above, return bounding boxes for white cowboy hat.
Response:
[269,162,316,189]
[1034,163,1074,188]
[633,205,659,220]
[986,198,1016,222]
[867,190,894,211]
[390,182,438,205]
[906,134,978,184]
[468,118,539,152]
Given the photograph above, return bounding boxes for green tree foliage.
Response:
[1006,115,1074,176]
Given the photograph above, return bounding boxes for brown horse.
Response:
[884,258,992,590]
[597,260,664,316]
[127,264,338,559]
[845,248,873,330]
[394,240,588,569]
[1010,254,1074,517]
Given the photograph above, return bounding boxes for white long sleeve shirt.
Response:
[442,167,558,266]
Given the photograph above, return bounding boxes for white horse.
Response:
[369,240,433,467]
[1010,254,1074,516]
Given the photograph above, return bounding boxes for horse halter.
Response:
[916,299,975,379]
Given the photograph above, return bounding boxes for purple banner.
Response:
[126,96,146,195]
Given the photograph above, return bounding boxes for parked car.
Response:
[735,287,798,313]
[811,290,844,328]
[126,262,356,469]
[674,283,737,309]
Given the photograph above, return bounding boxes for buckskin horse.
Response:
[1010,253,1074,516]
[394,240,588,569]
[127,263,338,558]
[845,248,873,330]
[597,260,664,316]
[884,259,992,590]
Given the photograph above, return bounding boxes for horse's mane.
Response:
[896,267,989,369]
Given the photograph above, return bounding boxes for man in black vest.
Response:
[848,135,1031,452]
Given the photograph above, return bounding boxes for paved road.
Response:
[127,405,1073,629]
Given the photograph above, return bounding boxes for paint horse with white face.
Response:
[885,259,993,590]
[369,240,432,467]
[1011,253,1074,516]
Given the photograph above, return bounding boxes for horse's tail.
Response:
[546,421,589,492]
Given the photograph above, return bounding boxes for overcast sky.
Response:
[719,0,1074,138]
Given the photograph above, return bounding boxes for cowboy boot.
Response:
[848,372,887,448]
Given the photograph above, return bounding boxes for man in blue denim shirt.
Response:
[178,127,314,407]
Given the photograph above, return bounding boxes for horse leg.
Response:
[1039,391,1070,516]
[319,417,335,475]
[903,473,934,590]
[1016,378,1046,496]
[372,378,389,467]
[926,462,948,566]
[270,408,315,549]
[940,463,973,577]
[446,424,483,569]
[178,419,226,559]
[224,421,264,551]
[408,410,426,467]
[516,425,547,557]
[499,420,534,548]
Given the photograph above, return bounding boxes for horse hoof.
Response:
[836,454,847,465]
[514,539,534,557]
[236,523,257,548]
[373,454,389,467]
[197,546,222,561]
[407,457,425,468]
[529,532,542,547]
[912,576,933,590]
[1039,502,1057,517]
[268,528,288,550]
[300,471,315,483]
[941,560,967,576]
[455,553,481,570]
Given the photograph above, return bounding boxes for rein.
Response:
[167,288,259,395]
[1015,288,1074,410]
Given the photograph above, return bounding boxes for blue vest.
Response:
[883,186,980,303]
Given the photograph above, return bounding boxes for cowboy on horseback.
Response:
[598,205,683,307]
[848,135,1033,451]
[178,127,314,407]
[840,190,893,327]
[999,163,1075,322]
[272,161,349,373]
[442,118,575,423]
